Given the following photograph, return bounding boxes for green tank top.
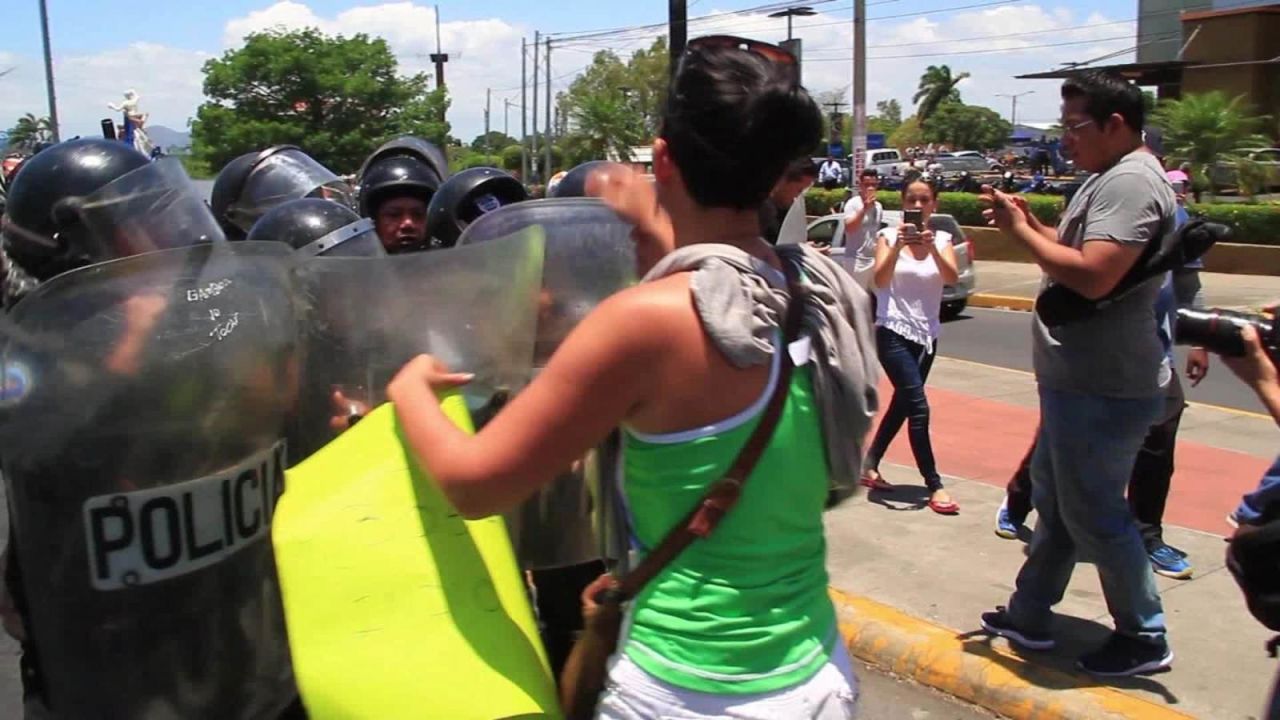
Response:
[619,355,837,695]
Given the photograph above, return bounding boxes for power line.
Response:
[802,31,1180,62]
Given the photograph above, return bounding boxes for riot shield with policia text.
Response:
[272,227,558,718]
[0,240,301,720]
[457,198,637,572]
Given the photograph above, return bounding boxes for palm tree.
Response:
[913,65,969,123]
[1151,91,1272,194]
[6,113,52,149]
[568,95,641,163]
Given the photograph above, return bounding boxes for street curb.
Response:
[969,293,1036,312]
[830,589,1195,720]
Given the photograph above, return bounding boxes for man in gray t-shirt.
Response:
[977,71,1177,678]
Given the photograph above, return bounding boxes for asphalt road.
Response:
[942,306,1266,415]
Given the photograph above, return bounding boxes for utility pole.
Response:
[852,0,866,175]
[38,0,60,142]
[545,37,552,176]
[504,98,514,138]
[532,30,540,182]
[430,5,450,92]
[484,88,492,158]
[996,90,1035,128]
[669,0,686,78]
[521,38,529,181]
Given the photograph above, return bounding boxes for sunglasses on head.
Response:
[685,35,797,66]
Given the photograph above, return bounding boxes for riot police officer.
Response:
[355,137,448,254]
[425,167,528,249]
[0,138,300,719]
[247,197,386,259]
[210,145,354,241]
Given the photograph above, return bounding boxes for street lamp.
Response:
[767,5,817,41]
[995,90,1036,128]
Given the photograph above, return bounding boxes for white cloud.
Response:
[0,44,211,143]
[0,2,1142,162]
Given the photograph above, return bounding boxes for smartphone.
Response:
[903,209,924,232]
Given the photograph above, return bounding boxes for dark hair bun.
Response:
[745,83,823,167]
[661,44,822,210]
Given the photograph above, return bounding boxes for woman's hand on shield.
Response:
[328,389,372,433]
[387,355,475,405]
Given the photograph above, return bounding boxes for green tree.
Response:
[190,28,446,173]
[888,115,925,150]
[499,144,524,172]
[558,38,669,164]
[390,87,453,147]
[913,65,969,123]
[922,103,1011,150]
[471,131,518,152]
[1151,91,1272,193]
[869,98,903,134]
[6,113,52,149]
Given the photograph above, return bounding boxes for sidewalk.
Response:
[825,356,1278,720]
[971,260,1280,312]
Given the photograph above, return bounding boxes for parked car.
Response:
[804,210,976,320]
[1209,148,1280,191]
[865,148,912,178]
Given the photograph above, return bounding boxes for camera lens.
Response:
[1174,307,1274,357]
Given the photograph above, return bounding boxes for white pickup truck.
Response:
[864,148,912,178]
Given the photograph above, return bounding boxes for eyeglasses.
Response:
[685,35,797,66]
[1060,118,1096,136]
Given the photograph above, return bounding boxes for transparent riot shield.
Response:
[0,241,300,720]
[457,198,636,571]
[288,230,544,466]
[67,157,226,266]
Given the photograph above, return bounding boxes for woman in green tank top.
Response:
[389,37,869,719]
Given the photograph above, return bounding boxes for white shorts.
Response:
[595,642,860,720]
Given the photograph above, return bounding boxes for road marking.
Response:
[936,355,1274,421]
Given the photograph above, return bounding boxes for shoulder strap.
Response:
[609,261,809,602]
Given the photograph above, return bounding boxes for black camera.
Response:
[1174,307,1279,360]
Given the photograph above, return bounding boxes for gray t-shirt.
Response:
[1032,150,1176,398]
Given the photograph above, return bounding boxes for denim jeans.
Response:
[1007,386,1167,642]
[865,326,942,490]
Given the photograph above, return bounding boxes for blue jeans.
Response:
[1008,386,1167,642]
[865,326,942,490]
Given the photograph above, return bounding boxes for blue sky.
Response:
[2,1,1144,152]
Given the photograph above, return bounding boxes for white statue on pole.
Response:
[107,89,155,157]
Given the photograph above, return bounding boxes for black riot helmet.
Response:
[1,138,151,280]
[357,137,449,188]
[550,160,627,199]
[425,167,528,249]
[358,155,444,218]
[209,146,354,239]
[247,197,386,258]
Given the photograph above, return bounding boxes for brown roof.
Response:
[1182,3,1280,22]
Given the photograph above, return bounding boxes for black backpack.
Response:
[1035,214,1231,328]
[1227,517,1280,656]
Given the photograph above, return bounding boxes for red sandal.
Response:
[928,494,960,515]
[860,469,894,491]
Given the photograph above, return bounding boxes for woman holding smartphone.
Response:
[860,173,960,515]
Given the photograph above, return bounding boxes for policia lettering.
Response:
[83,440,287,590]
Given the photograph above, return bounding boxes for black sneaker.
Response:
[980,606,1055,650]
[1077,633,1173,677]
